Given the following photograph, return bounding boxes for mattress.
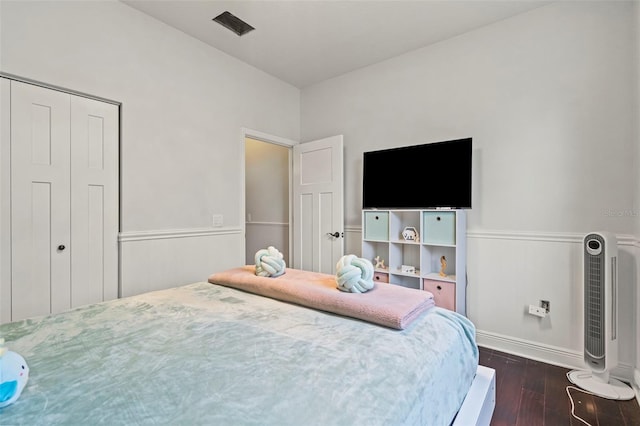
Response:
[0,282,478,425]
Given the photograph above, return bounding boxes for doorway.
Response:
[242,130,294,266]
[241,129,344,274]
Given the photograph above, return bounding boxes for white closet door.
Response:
[70,96,119,306]
[8,80,119,322]
[11,81,72,320]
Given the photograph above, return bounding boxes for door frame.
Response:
[240,128,297,266]
[0,77,11,324]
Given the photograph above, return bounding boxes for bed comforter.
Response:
[0,281,478,425]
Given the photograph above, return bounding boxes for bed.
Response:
[0,267,494,425]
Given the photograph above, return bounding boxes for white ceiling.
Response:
[122,0,551,88]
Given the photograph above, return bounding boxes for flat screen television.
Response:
[362,138,472,209]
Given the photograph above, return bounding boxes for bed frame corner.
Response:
[452,365,496,426]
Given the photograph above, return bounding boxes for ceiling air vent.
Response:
[213,11,255,36]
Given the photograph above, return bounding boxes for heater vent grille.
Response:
[584,234,605,362]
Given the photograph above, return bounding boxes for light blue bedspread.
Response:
[0,282,478,425]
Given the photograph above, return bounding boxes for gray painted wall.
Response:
[301,1,638,372]
[302,2,635,235]
[0,0,300,297]
[0,0,300,232]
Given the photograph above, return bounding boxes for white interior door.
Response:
[11,81,72,320]
[70,96,119,306]
[293,135,344,274]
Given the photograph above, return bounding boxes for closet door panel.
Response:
[11,81,71,320]
[70,96,119,306]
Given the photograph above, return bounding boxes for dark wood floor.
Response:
[479,346,640,426]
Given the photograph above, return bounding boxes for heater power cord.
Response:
[565,383,596,426]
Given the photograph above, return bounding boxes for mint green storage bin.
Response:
[423,212,456,245]
[364,212,389,241]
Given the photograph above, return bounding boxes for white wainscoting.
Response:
[346,225,638,382]
[344,225,362,257]
[467,230,637,382]
[119,227,243,298]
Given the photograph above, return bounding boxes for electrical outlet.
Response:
[212,214,223,227]
[540,300,550,313]
[528,305,547,318]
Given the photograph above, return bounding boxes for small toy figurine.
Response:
[0,338,29,408]
[439,256,447,277]
[402,227,419,242]
[374,256,386,269]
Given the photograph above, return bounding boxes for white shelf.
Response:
[423,272,456,283]
[421,242,456,248]
[391,268,421,278]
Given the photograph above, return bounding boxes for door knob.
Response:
[58,245,66,251]
[327,232,341,238]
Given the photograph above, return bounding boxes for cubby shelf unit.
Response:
[362,209,467,315]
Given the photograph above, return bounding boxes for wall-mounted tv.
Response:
[362,138,472,209]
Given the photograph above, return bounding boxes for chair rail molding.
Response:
[245,221,288,227]
[119,227,242,242]
[467,229,637,246]
[119,227,243,297]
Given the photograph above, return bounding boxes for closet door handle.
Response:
[58,245,66,251]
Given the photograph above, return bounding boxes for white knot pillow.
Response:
[255,246,286,278]
[335,254,375,293]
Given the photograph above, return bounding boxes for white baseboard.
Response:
[477,329,582,369]
[634,369,640,407]
[477,330,635,382]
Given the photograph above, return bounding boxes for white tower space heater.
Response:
[568,232,634,400]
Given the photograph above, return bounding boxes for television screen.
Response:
[362,138,472,209]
